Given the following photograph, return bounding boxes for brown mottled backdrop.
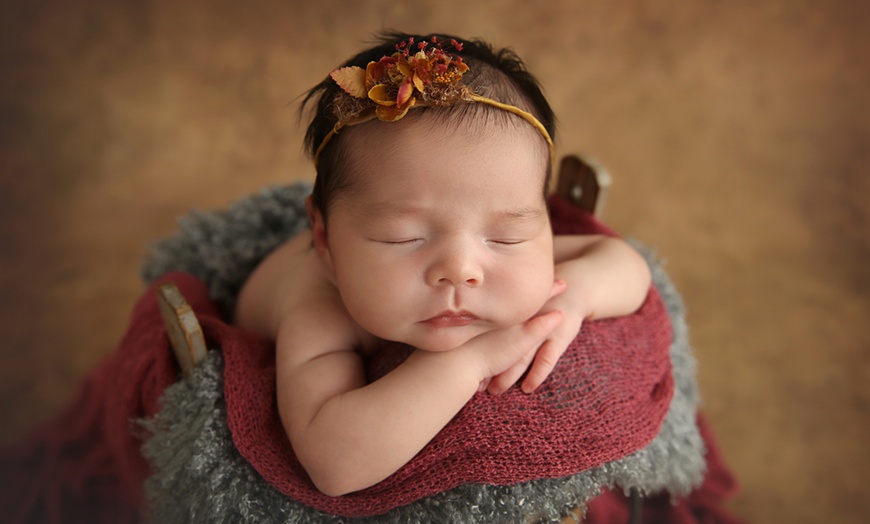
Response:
[1,1,868,522]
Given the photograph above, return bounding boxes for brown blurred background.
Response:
[2,1,868,522]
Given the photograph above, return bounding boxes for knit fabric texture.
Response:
[140,184,706,522]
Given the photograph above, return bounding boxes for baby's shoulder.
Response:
[276,275,368,360]
[236,230,326,337]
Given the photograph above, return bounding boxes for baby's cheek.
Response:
[504,265,555,321]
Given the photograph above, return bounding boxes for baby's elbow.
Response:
[620,242,652,309]
[299,451,375,497]
[636,252,653,290]
[309,472,354,498]
[308,465,375,497]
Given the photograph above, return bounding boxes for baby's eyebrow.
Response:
[496,207,547,221]
[361,202,425,219]
[359,202,546,221]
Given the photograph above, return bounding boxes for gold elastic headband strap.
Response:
[469,94,556,168]
[313,113,376,168]
[313,95,555,170]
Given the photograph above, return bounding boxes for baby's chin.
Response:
[402,311,544,353]
[408,325,498,353]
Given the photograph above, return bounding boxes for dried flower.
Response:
[330,37,470,122]
[315,36,554,169]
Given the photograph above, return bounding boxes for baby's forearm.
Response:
[553,236,651,320]
[286,348,481,496]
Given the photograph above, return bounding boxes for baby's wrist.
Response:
[407,345,485,388]
[547,287,590,321]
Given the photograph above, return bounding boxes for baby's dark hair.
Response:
[302,31,556,216]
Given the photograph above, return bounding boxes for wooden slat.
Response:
[157,282,207,377]
[554,155,612,218]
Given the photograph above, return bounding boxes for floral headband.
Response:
[314,37,555,168]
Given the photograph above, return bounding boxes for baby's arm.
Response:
[551,234,652,320]
[277,305,560,496]
[487,234,652,394]
[235,233,562,496]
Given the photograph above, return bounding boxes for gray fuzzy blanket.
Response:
[139,183,705,523]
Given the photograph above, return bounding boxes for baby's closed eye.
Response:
[373,238,423,246]
[487,238,527,246]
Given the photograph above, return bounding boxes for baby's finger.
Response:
[487,353,534,395]
[524,309,563,337]
[520,340,561,393]
[476,310,562,378]
[549,279,567,299]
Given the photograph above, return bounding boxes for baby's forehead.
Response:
[330,119,547,213]
[342,110,550,168]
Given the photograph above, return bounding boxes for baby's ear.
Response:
[305,195,334,268]
[304,195,318,228]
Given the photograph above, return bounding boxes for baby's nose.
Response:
[427,242,484,287]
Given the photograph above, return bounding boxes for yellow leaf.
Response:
[330,66,368,98]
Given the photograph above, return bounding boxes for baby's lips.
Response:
[422,310,480,328]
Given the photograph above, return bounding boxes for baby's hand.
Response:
[518,306,585,393]
[486,279,585,395]
[458,308,563,387]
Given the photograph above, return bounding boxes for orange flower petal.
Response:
[365,61,380,87]
[376,101,412,122]
[412,73,425,92]
[396,77,414,107]
[368,84,396,106]
[397,61,412,78]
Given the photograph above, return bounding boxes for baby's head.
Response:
[302,33,559,351]
[304,32,556,220]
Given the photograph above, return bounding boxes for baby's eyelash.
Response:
[490,239,525,246]
[379,239,422,246]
